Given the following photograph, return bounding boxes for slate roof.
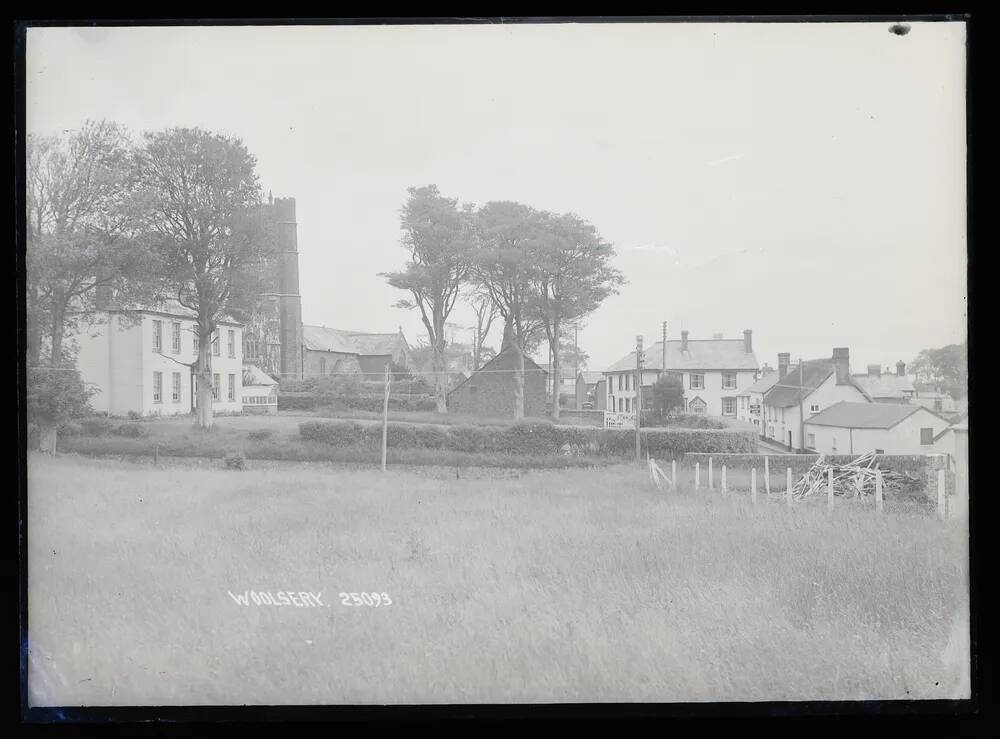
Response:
[739,370,779,396]
[803,401,939,429]
[579,371,603,386]
[447,346,546,398]
[242,365,278,387]
[302,325,408,356]
[605,339,758,373]
[763,360,836,408]
[852,373,915,399]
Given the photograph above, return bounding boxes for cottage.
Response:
[242,365,279,415]
[70,303,244,417]
[851,361,916,404]
[446,347,547,418]
[736,370,778,431]
[802,401,951,456]
[603,329,759,418]
[302,325,411,379]
[575,371,604,409]
[762,348,870,451]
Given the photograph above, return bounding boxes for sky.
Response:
[25,21,968,373]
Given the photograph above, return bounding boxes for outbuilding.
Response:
[802,401,951,456]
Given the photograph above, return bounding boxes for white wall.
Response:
[764,374,868,449]
[804,406,949,456]
[605,368,756,417]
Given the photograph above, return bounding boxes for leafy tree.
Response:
[467,289,499,371]
[136,127,271,428]
[910,342,967,399]
[26,366,96,453]
[558,328,589,373]
[380,185,473,413]
[650,374,685,419]
[529,211,624,419]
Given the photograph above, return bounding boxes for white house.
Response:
[802,401,951,456]
[762,348,870,451]
[737,369,778,431]
[70,304,244,417]
[851,362,916,404]
[603,330,759,417]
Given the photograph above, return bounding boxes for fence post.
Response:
[708,457,714,489]
[786,467,793,505]
[722,465,727,493]
[875,469,884,514]
[751,468,757,504]
[827,467,834,509]
[764,455,770,494]
[937,468,946,519]
[695,462,700,489]
[154,444,159,466]
[671,460,677,487]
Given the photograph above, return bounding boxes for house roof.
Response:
[803,401,940,429]
[739,370,779,396]
[82,298,242,327]
[242,364,278,386]
[580,371,603,385]
[852,373,915,399]
[933,413,969,441]
[446,346,546,398]
[604,339,758,373]
[763,360,837,408]
[302,325,408,356]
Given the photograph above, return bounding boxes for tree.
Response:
[910,342,968,399]
[558,328,589,373]
[473,201,547,419]
[26,121,151,369]
[467,289,499,371]
[380,185,473,413]
[529,211,624,419]
[26,366,97,454]
[648,374,685,423]
[136,127,271,428]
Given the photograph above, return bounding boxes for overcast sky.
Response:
[26,21,967,373]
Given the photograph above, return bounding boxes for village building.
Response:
[603,330,759,417]
[446,346,547,418]
[933,414,969,514]
[242,364,279,414]
[70,302,244,417]
[736,369,778,431]
[575,371,603,409]
[912,389,959,415]
[851,361,916,404]
[301,325,412,379]
[802,401,951,456]
[762,349,870,451]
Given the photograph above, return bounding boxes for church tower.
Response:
[272,197,304,379]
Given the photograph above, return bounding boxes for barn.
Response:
[447,347,547,419]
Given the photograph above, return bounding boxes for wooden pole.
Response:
[937,468,946,519]
[671,460,677,487]
[708,457,714,489]
[722,465,727,492]
[875,469,884,514]
[381,364,390,472]
[751,468,757,504]
[635,335,643,462]
[786,467,793,505]
[827,467,834,509]
[764,455,770,494]
[695,462,700,489]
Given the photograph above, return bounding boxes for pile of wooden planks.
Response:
[790,451,922,501]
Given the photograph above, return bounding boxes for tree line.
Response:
[26,120,275,448]
[381,185,625,419]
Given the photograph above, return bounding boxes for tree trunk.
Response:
[39,425,58,454]
[50,304,66,367]
[513,342,525,420]
[432,338,447,413]
[550,322,561,421]
[27,285,41,368]
[196,326,214,429]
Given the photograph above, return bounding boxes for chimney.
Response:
[743,329,753,354]
[778,353,790,380]
[896,360,906,377]
[832,347,850,385]
[867,364,881,377]
[681,330,688,352]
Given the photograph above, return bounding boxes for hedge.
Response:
[299,420,757,458]
[278,393,437,413]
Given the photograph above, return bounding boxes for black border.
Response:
[11,12,988,731]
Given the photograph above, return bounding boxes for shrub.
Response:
[278,393,317,411]
[224,453,246,470]
[499,422,560,456]
[81,418,114,436]
[445,425,501,453]
[127,410,143,421]
[111,422,147,438]
[300,420,366,446]
[248,429,274,441]
[58,422,83,437]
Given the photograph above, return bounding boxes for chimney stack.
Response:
[867,364,881,377]
[778,353,790,380]
[681,330,689,352]
[743,329,753,354]
[896,360,906,377]
[832,347,851,385]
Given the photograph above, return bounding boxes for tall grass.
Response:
[27,454,969,705]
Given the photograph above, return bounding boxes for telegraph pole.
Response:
[636,335,643,461]
[662,321,667,374]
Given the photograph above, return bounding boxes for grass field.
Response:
[27,453,969,705]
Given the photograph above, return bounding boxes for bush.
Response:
[81,418,115,436]
[127,410,143,421]
[224,453,247,470]
[300,420,366,446]
[445,425,501,453]
[248,429,274,441]
[111,422,147,438]
[58,422,83,437]
[278,393,318,411]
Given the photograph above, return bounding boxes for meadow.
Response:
[27,453,969,705]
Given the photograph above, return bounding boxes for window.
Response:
[618,398,623,412]
[213,373,220,399]
[690,373,704,390]
[618,375,622,391]
[625,398,630,412]
[807,433,816,449]
[171,322,181,354]
[722,372,737,389]
[875,449,884,455]
[320,358,327,375]
[832,437,838,453]
[625,374,630,391]
[172,372,181,403]
[722,397,736,415]
[809,404,820,413]
[152,320,162,352]
[212,331,220,357]
[920,427,934,445]
[153,371,162,403]
[228,374,236,402]
[228,329,236,358]
[194,331,200,354]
